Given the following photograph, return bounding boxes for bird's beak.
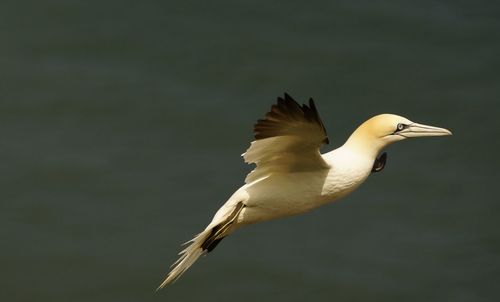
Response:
[399,122,453,138]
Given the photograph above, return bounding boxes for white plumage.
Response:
[158,93,451,289]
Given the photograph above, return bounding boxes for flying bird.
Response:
[158,93,452,288]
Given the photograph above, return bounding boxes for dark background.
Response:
[1,1,499,301]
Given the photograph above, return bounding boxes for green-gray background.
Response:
[1,1,498,301]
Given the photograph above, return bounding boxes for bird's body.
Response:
[229,146,373,226]
[158,94,451,288]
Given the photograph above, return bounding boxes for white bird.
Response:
[158,93,452,288]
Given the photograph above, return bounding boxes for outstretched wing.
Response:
[242,93,330,183]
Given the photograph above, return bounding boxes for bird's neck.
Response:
[342,131,384,160]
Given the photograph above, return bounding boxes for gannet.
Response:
[158,93,452,288]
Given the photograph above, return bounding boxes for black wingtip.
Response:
[308,97,316,109]
[254,93,329,142]
[371,152,387,173]
[284,92,292,100]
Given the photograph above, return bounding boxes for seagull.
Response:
[158,93,452,288]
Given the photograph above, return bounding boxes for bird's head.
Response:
[345,114,452,158]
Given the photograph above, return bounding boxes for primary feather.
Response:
[243,93,330,183]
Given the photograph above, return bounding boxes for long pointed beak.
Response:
[399,122,453,138]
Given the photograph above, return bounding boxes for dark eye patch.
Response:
[393,123,408,134]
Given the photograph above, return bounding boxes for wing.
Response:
[242,93,330,183]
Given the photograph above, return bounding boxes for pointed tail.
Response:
[156,229,212,290]
[157,202,245,289]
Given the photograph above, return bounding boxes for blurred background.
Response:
[1,0,499,301]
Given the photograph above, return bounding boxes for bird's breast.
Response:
[320,148,374,202]
[320,167,370,201]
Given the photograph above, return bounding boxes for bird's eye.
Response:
[396,123,405,131]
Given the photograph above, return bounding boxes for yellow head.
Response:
[345,114,452,158]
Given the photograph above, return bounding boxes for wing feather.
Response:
[243,93,330,183]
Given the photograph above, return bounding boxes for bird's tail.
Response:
[157,201,245,289]
[156,229,212,290]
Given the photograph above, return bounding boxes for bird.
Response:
[157,93,452,289]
